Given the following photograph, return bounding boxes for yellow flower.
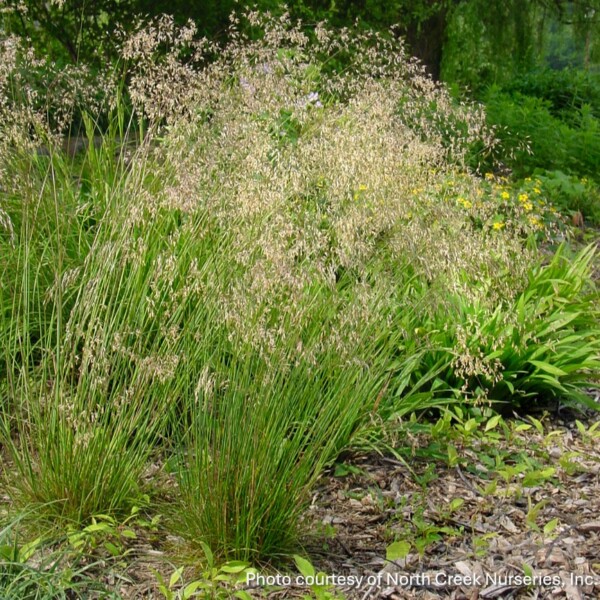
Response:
[501,191,510,200]
[523,201,533,212]
[493,221,505,230]
[525,177,532,182]
[533,187,541,194]
[485,172,494,180]
[528,216,542,229]
[518,193,529,203]
[457,197,472,209]
[354,184,368,200]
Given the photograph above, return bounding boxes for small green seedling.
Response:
[526,498,549,532]
[386,540,411,562]
[472,532,497,558]
[153,542,255,600]
[575,420,600,443]
[294,555,343,600]
[522,467,556,488]
[543,517,560,537]
[559,451,583,476]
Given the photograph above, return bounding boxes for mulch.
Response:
[286,399,600,600]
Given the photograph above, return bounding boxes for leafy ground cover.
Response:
[297,403,600,600]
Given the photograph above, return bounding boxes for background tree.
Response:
[2,0,597,84]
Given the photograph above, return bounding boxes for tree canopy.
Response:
[2,0,598,85]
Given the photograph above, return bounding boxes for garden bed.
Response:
[70,400,600,599]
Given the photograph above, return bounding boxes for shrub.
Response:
[483,85,600,179]
[503,68,600,123]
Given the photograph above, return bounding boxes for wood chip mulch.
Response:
[285,404,600,600]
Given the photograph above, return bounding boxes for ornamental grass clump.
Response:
[119,12,541,558]
[1,29,179,523]
[1,126,173,523]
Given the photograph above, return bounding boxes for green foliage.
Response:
[441,0,539,93]
[575,419,600,442]
[3,13,482,560]
[441,1,600,91]
[388,498,461,556]
[0,515,117,599]
[293,555,343,600]
[3,0,600,94]
[175,282,401,560]
[503,69,600,123]
[153,542,255,599]
[534,170,600,223]
[2,0,239,65]
[484,85,600,179]
[474,173,565,237]
[386,540,411,561]
[65,505,154,558]
[395,245,600,411]
[474,71,600,221]
[2,9,600,577]
[1,118,172,524]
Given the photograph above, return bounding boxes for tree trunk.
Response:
[403,7,450,81]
